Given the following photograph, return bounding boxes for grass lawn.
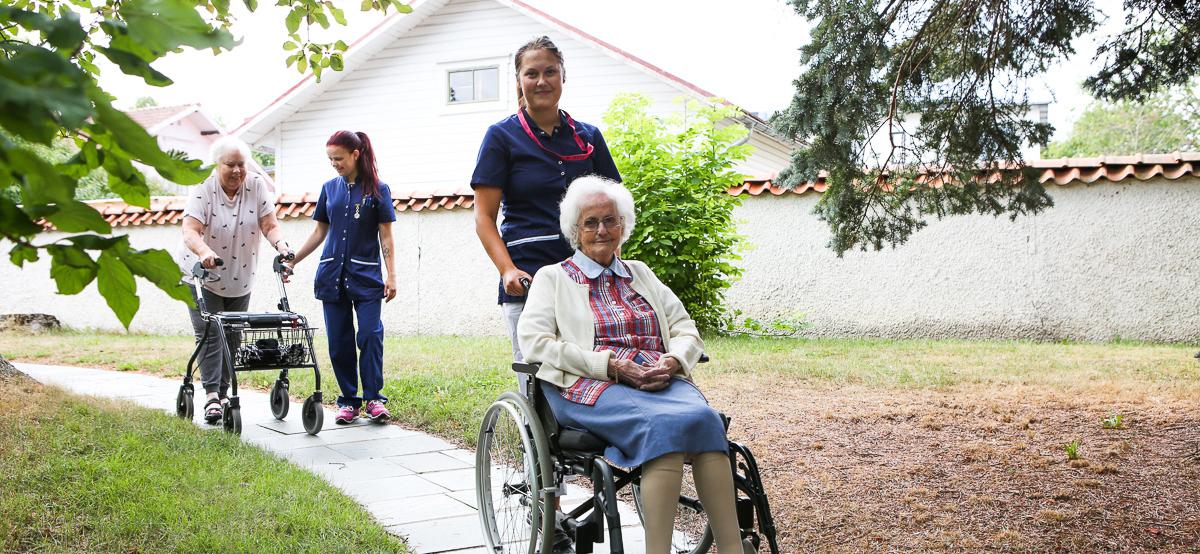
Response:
[4,329,1200,551]
[0,368,408,553]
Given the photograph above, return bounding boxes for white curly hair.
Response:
[559,175,636,249]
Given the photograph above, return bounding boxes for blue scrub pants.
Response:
[323,294,386,409]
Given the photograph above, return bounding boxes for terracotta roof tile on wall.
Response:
[60,153,1200,229]
[729,153,1200,197]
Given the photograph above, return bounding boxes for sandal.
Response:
[203,398,224,424]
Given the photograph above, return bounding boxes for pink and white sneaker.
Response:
[364,400,390,422]
[334,405,359,424]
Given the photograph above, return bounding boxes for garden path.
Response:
[17,362,646,553]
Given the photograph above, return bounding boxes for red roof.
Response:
[65,153,1199,228]
[126,104,200,131]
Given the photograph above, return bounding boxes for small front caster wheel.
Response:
[302,395,323,436]
[175,385,193,420]
[269,380,290,420]
[223,406,242,435]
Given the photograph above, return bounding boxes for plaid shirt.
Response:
[558,253,664,405]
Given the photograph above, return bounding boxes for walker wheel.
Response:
[175,385,193,420]
[302,395,323,436]
[269,380,290,420]
[223,406,242,435]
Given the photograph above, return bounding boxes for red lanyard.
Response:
[516,108,594,162]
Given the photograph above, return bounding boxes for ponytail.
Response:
[326,130,381,198]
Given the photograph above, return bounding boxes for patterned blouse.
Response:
[558,254,665,405]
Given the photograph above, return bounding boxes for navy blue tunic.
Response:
[471,109,621,303]
[312,176,397,302]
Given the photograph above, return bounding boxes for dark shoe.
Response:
[551,525,574,554]
[203,398,223,424]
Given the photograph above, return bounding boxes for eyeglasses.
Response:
[579,215,624,232]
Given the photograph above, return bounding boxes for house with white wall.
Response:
[232,0,795,195]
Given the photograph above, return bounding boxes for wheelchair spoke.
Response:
[477,399,543,554]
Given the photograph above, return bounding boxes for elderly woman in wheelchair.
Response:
[475,176,777,554]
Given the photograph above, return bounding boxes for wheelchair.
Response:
[475,359,779,554]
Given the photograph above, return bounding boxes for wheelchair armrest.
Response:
[511,362,540,375]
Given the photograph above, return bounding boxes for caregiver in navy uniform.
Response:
[472,35,622,375]
[290,130,397,425]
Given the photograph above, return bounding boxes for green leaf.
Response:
[286,8,302,34]
[0,6,86,50]
[103,0,237,63]
[392,0,411,13]
[325,2,346,25]
[47,245,98,295]
[0,44,93,143]
[283,40,298,51]
[65,234,125,250]
[45,200,112,233]
[8,243,40,266]
[360,0,372,11]
[211,0,230,16]
[97,249,139,329]
[0,194,42,239]
[243,0,257,10]
[329,53,343,71]
[96,46,174,86]
[106,172,151,208]
[91,101,208,186]
[120,247,193,305]
[334,39,347,51]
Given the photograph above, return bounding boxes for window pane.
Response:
[476,67,499,101]
[449,71,474,103]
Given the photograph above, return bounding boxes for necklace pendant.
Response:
[354,204,361,219]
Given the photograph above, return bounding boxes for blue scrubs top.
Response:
[471,109,622,303]
[312,176,397,302]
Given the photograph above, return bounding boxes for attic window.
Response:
[448,67,499,103]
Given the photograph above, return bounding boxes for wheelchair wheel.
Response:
[223,406,242,435]
[302,395,323,436]
[632,472,714,554]
[269,380,289,420]
[476,393,553,554]
[175,385,193,420]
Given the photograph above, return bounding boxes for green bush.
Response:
[603,94,751,332]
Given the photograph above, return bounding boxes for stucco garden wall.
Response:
[2,176,1198,342]
[728,177,1200,342]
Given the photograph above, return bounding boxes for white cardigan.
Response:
[517,258,705,389]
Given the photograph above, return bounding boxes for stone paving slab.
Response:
[15,362,650,553]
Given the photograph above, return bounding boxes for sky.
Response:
[100,0,1127,141]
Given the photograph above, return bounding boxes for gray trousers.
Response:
[502,302,528,394]
[187,284,250,395]
[505,301,569,497]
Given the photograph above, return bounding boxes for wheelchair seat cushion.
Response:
[556,428,608,453]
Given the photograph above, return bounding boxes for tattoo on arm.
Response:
[382,246,391,258]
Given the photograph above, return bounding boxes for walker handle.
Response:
[273,252,295,275]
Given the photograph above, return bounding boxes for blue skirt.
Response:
[540,378,727,468]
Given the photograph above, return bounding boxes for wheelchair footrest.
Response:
[566,517,598,553]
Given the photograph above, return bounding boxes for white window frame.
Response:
[436,57,512,116]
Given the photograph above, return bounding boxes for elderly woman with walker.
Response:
[177,136,292,424]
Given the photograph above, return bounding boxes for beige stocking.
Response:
[693,451,743,553]
[640,452,685,554]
